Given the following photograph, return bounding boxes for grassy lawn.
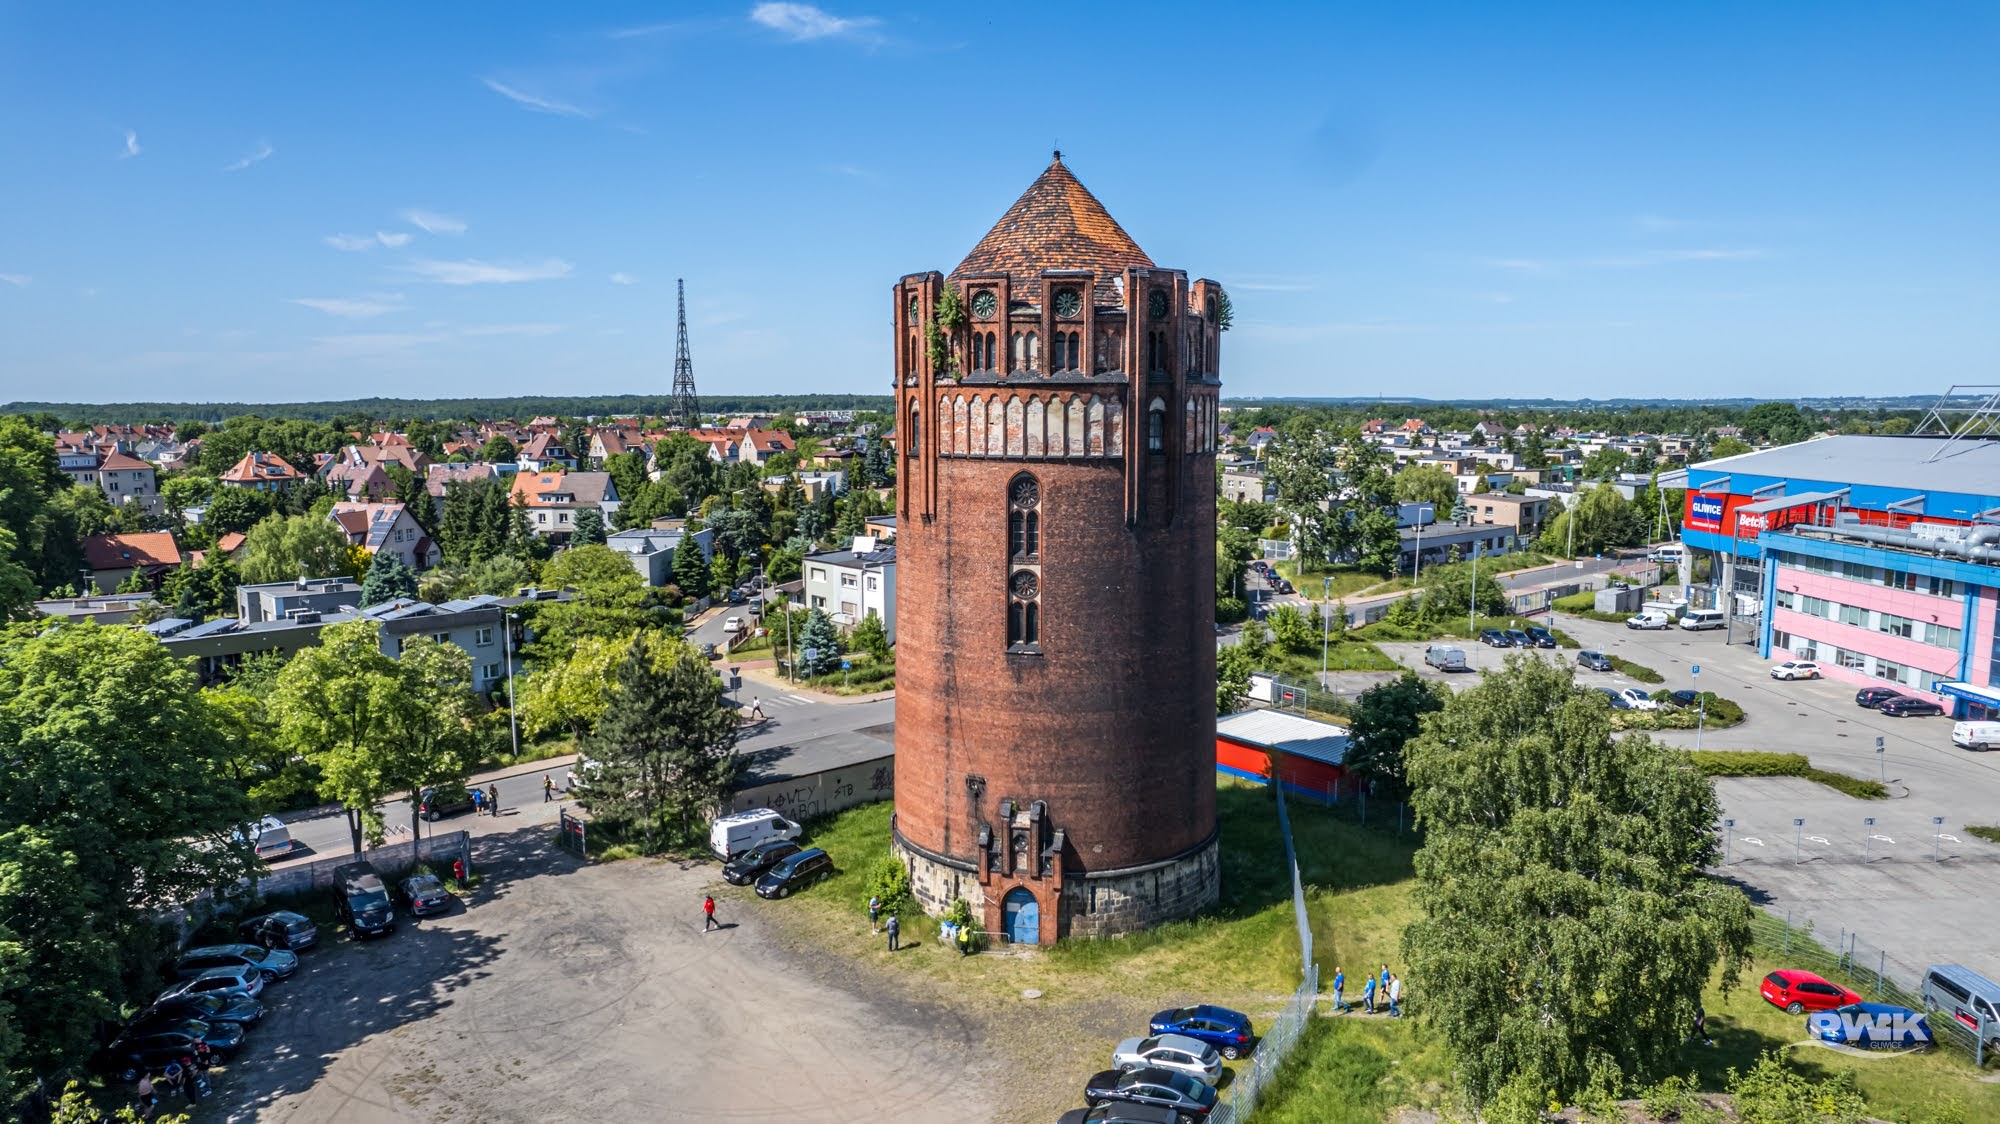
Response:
[1968,824,2000,845]
[1272,561,1397,601]
[1259,641,1404,676]
[476,734,576,773]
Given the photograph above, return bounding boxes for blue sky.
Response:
[2,2,1995,405]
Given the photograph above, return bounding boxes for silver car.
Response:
[158,963,265,1005]
[1109,1033,1222,1086]
[177,942,299,981]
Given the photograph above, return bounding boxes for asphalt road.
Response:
[274,694,896,865]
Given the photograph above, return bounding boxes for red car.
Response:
[1760,970,1860,1014]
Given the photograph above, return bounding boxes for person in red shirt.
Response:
[703,894,718,932]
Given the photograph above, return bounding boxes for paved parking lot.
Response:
[1379,613,2000,985]
[207,826,994,1123]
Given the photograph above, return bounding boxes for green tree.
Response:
[795,609,842,676]
[670,534,711,599]
[1414,559,1507,622]
[1400,654,1754,1104]
[571,506,607,545]
[1217,641,1258,715]
[382,637,482,839]
[1263,419,1337,567]
[202,485,274,536]
[1344,671,1447,797]
[519,631,639,739]
[1392,464,1458,511]
[1709,435,1753,458]
[1582,447,1631,480]
[1266,603,1319,654]
[576,634,740,851]
[1741,402,1813,446]
[361,550,419,605]
[270,619,405,852]
[1542,483,1639,557]
[470,553,533,597]
[849,612,892,662]
[48,483,117,540]
[44,1079,189,1124]
[160,556,240,619]
[114,566,151,594]
[0,416,80,593]
[479,434,518,463]
[240,512,351,584]
[0,623,258,1085]
[1216,525,1258,605]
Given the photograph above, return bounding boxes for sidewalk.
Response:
[738,662,895,705]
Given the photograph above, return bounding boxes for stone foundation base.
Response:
[894,832,1220,941]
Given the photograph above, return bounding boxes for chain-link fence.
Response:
[1750,910,1989,1067]
[1209,963,1320,1124]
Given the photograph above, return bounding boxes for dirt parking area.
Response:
[1370,638,1661,698]
[202,827,998,1123]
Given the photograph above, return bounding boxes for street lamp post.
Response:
[1469,541,1480,647]
[785,603,795,685]
[503,611,520,761]
[1321,576,1332,688]
[1693,664,1707,752]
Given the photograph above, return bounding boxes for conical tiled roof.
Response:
[951,155,1152,305]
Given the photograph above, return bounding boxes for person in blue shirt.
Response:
[1380,964,1392,993]
[1361,974,1377,1014]
[1331,967,1347,1013]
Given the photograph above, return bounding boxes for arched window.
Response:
[908,404,921,458]
[1007,474,1042,650]
[1025,331,1040,373]
[1147,398,1166,453]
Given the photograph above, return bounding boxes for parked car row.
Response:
[90,912,319,1091]
[1057,1005,1255,1122]
[1761,963,2000,1055]
[1478,627,1557,649]
[1248,559,1292,595]
[709,809,833,898]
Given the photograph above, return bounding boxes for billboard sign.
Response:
[1687,493,1728,533]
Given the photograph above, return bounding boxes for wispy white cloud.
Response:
[1486,249,1767,275]
[1227,274,1317,292]
[120,130,141,159]
[1486,258,1555,276]
[828,162,877,181]
[609,20,685,39]
[223,140,273,172]
[481,78,592,118]
[1636,213,1702,233]
[404,258,573,285]
[609,272,640,285]
[290,296,403,319]
[0,273,28,287]
[375,231,413,248]
[324,234,377,252]
[402,209,467,235]
[460,323,565,338]
[750,2,880,42]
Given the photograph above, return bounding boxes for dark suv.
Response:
[419,786,478,821]
[1523,627,1557,649]
[333,862,396,939]
[755,848,834,899]
[237,909,318,950]
[723,839,803,886]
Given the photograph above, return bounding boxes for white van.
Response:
[239,815,296,861]
[1649,543,1689,566]
[1679,608,1726,631]
[1951,721,2000,751]
[1424,645,1467,672]
[709,808,802,860]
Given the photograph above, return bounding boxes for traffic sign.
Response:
[841,659,852,670]
[803,647,819,661]
[1692,664,1700,676]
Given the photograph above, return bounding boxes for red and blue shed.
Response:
[1215,710,1351,798]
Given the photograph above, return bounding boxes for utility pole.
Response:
[671,279,701,428]
[503,611,521,761]
[1693,663,1706,752]
[1469,541,1480,649]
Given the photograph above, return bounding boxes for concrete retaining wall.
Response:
[728,755,894,822]
[254,832,471,898]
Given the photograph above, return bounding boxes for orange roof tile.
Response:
[951,155,1153,304]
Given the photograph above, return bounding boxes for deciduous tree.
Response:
[239,511,350,583]
[1400,654,1753,1104]
[1344,671,1447,797]
[576,634,739,851]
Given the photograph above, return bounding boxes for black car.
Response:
[1577,650,1613,672]
[1855,687,1905,709]
[1524,627,1557,649]
[722,838,802,886]
[1877,696,1944,718]
[1057,1104,1183,1124]
[418,786,478,821]
[144,992,265,1031]
[1597,687,1632,710]
[94,1019,245,1083]
[333,861,396,938]
[237,909,318,950]
[1275,579,1294,594]
[754,847,834,899]
[1084,1066,1218,1118]
[1666,690,1703,709]
[1503,629,1533,648]
[1480,629,1510,648]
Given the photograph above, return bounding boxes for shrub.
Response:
[1608,655,1663,683]
[1215,596,1248,624]
[1684,750,1887,799]
[866,851,917,917]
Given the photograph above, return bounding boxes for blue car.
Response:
[1146,1004,1255,1060]
[1807,1002,1933,1048]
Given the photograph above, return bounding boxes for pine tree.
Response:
[576,635,740,852]
[572,506,606,546]
[795,609,842,677]
[670,534,710,599]
[361,551,418,605]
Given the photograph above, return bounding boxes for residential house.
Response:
[238,577,364,623]
[588,428,641,461]
[803,537,896,642]
[604,527,714,587]
[1221,465,1269,505]
[32,592,157,625]
[322,443,432,500]
[1467,493,1551,538]
[517,434,578,472]
[1246,426,1278,453]
[328,502,439,569]
[510,471,619,540]
[82,532,182,591]
[863,514,897,540]
[424,463,504,514]
[760,470,845,503]
[97,452,159,508]
[219,452,304,492]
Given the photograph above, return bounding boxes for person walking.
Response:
[135,1073,158,1120]
[885,914,900,952]
[471,788,485,815]
[1361,974,1377,1014]
[1691,1004,1713,1046]
[1331,966,1348,1013]
[488,783,501,816]
[750,697,765,721]
[868,894,882,933]
[703,894,718,932]
[542,774,554,802]
[1388,973,1403,1018]
[1380,964,1392,994]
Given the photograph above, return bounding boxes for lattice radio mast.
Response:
[671,278,701,428]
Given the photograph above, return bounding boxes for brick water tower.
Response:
[892,154,1223,943]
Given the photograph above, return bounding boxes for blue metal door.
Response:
[1003,888,1040,944]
